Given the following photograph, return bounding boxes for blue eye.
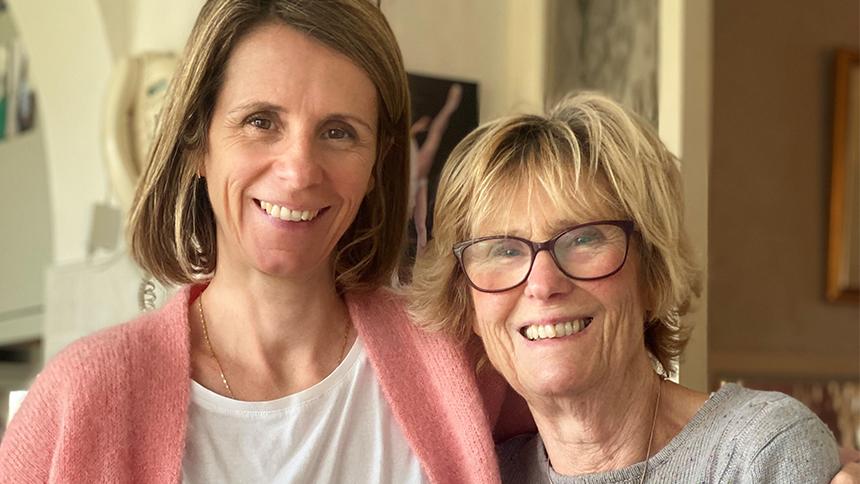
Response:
[558,227,607,251]
[491,246,522,258]
[486,240,528,261]
[573,234,599,245]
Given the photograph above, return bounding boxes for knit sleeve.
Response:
[0,355,66,483]
[740,398,841,484]
[0,320,137,482]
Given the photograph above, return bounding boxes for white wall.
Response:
[2,1,201,360]
[383,0,546,122]
[8,0,202,266]
[9,0,113,266]
[659,0,712,392]
[129,0,204,54]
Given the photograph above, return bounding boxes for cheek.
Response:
[471,297,526,390]
[469,290,519,338]
[469,291,496,337]
[328,156,376,199]
[594,273,647,339]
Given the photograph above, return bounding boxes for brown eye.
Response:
[323,127,354,140]
[248,116,273,130]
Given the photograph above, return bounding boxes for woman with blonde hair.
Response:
[410,92,842,483]
[0,1,529,482]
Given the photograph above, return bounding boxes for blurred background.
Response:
[0,0,857,447]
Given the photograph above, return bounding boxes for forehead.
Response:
[218,22,378,120]
[470,180,623,240]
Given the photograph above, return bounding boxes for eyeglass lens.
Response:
[460,223,628,291]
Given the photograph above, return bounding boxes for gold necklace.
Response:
[638,378,663,484]
[546,377,663,484]
[196,294,351,400]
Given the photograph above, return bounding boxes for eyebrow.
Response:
[227,102,375,133]
[227,101,285,117]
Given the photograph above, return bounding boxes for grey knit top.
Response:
[497,383,840,483]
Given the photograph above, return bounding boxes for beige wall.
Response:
[710,0,860,381]
[8,0,114,265]
[382,0,546,121]
[662,0,712,392]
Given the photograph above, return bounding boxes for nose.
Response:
[523,250,573,300]
[272,133,323,189]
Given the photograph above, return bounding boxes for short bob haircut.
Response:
[409,93,701,373]
[128,0,410,292]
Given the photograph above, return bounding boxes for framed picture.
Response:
[826,48,859,303]
[398,73,479,281]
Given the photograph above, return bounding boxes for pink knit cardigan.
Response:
[0,285,532,483]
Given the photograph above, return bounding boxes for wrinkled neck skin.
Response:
[531,349,663,476]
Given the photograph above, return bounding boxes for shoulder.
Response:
[715,384,831,438]
[0,287,193,479]
[22,286,191,409]
[712,384,840,482]
[346,286,441,343]
[46,286,190,379]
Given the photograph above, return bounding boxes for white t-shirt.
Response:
[182,336,427,484]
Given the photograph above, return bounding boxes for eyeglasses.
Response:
[453,220,634,293]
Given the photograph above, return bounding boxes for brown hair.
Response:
[128,0,410,291]
[409,92,701,373]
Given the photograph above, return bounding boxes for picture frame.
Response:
[397,73,479,282]
[826,48,859,303]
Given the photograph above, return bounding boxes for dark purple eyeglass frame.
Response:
[452,220,636,293]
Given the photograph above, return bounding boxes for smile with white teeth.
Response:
[521,318,593,341]
[258,200,320,222]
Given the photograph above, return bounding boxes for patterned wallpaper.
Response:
[545,0,658,124]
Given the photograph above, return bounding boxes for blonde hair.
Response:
[128,0,410,291]
[409,92,701,372]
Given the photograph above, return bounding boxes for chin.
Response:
[518,364,591,399]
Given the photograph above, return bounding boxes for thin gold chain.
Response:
[546,377,663,484]
[638,377,664,484]
[198,296,234,399]
[196,294,351,400]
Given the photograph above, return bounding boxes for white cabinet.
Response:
[0,7,50,347]
[0,129,51,346]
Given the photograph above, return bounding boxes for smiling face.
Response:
[201,22,378,281]
[469,186,649,402]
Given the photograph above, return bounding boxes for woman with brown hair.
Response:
[0,1,529,482]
